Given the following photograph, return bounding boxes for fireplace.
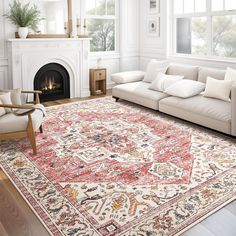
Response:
[34,63,70,102]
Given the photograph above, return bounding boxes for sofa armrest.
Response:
[111,71,145,84]
[231,85,236,136]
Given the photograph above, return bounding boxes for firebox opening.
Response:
[34,63,70,102]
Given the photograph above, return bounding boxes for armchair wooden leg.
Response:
[39,125,43,134]
[35,93,40,104]
[27,114,37,155]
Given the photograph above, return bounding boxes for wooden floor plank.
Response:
[42,90,112,107]
[0,172,50,236]
[182,223,216,236]
[0,222,9,236]
[225,200,236,215]
[200,208,236,236]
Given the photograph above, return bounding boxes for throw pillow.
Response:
[10,88,22,105]
[149,73,184,92]
[111,71,145,84]
[143,59,169,83]
[0,92,12,113]
[203,77,232,102]
[164,80,205,98]
[225,67,236,85]
[0,100,6,117]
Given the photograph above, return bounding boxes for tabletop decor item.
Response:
[4,0,42,39]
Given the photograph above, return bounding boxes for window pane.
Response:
[176,17,207,55]
[192,17,207,55]
[86,0,96,15]
[184,0,194,13]
[176,18,191,54]
[87,19,115,52]
[212,0,224,11]
[174,0,183,14]
[225,0,236,10]
[96,0,106,15]
[195,0,206,12]
[107,0,115,15]
[213,15,236,57]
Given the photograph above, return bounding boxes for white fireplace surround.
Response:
[8,38,91,99]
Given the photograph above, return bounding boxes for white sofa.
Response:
[112,64,236,137]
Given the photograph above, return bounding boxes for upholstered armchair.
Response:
[0,90,45,155]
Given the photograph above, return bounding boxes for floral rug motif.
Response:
[0,97,236,236]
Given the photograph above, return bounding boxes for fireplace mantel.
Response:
[8,38,91,99]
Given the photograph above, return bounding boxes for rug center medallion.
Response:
[51,117,193,185]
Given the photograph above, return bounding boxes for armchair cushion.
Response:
[0,104,45,133]
[0,88,22,105]
[0,100,6,117]
[0,92,12,113]
[10,88,22,105]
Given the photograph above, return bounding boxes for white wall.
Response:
[2,0,236,91]
[120,0,140,72]
[0,0,140,90]
[86,0,140,88]
[139,0,168,70]
[139,0,236,70]
[0,0,12,89]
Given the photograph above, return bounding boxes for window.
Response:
[85,0,117,52]
[173,0,236,58]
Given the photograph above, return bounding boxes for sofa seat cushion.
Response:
[159,95,231,134]
[0,106,44,133]
[112,81,169,110]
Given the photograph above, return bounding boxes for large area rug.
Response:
[1,97,236,236]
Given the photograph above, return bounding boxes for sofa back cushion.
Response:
[198,67,225,83]
[166,64,199,81]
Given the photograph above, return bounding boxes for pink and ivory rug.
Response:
[0,97,236,236]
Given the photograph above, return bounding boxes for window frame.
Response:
[171,0,236,60]
[84,0,119,55]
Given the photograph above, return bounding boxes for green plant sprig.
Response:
[4,0,42,31]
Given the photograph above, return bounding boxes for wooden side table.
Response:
[89,68,107,96]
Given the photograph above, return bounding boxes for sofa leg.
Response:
[113,96,119,102]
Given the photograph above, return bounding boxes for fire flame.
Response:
[42,77,56,91]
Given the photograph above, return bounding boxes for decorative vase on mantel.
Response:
[4,1,42,40]
[18,27,28,39]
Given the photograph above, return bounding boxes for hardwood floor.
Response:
[0,171,50,236]
[1,91,236,236]
[42,89,112,107]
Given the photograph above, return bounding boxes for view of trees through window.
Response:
[175,0,236,58]
[213,15,236,57]
[86,0,116,52]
